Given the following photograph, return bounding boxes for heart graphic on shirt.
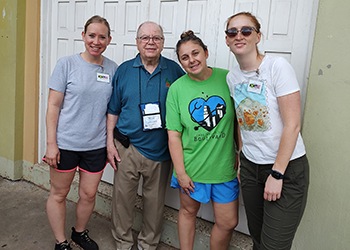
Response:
[188,96,226,131]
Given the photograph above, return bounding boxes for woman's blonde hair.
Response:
[84,15,111,37]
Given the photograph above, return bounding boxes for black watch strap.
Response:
[270,169,284,180]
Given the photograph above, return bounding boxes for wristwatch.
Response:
[270,170,284,180]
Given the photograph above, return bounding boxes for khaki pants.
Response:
[111,140,171,250]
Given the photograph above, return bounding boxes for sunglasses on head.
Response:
[225,26,258,38]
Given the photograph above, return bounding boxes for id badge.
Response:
[96,73,110,83]
[247,80,264,94]
[139,102,163,131]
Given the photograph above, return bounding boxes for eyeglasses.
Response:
[138,36,164,43]
[225,26,258,38]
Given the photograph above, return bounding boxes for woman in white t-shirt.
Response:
[225,12,309,250]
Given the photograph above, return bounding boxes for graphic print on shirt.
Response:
[234,80,270,132]
[189,94,226,131]
[165,78,172,88]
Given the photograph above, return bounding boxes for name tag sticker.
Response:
[97,73,110,83]
[247,80,263,94]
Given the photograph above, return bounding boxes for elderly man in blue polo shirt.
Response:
[106,21,185,250]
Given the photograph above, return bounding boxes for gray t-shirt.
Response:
[48,53,118,151]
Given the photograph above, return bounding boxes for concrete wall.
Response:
[0,0,26,179]
[293,0,350,249]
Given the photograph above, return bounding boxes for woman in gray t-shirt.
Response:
[45,15,118,250]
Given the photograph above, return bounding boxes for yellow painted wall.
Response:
[293,0,350,248]
[0,0,26,179]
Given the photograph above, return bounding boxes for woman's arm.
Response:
[264,91,301,201]
[168,130,195,195]
[45,89,64,168]
[234,117,242,181]
[106,113,120,170]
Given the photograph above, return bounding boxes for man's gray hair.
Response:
[136,21,164,38]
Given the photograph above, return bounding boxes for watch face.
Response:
[271,170,283,179]
[272,172,281,179]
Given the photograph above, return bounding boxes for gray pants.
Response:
[240,153,309,250]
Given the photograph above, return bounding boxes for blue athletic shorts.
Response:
[170,174,239,204]
[54,147,107,174]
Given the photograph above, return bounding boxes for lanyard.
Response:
[139,67,161,104]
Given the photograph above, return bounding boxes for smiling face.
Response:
[136,22,164,62]
[82,22,111,58]
[178,41,209,80]
[225,14,261,57]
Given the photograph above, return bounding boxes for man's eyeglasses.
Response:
[138,36,164,43]
[225,26,258,38]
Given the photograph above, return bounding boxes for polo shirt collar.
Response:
[133,53,167,70]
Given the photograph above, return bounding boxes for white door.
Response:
[39,0,318,235]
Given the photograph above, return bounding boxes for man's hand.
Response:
[107,143,121,171]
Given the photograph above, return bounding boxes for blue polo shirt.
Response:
[108,54,185,161]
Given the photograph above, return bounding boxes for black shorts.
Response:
[56,147,107,174]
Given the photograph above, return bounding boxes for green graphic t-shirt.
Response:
[166,68,237,184]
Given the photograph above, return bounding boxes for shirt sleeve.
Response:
[107,69,122,115]
[47,57,68,93]
[226,69,236,99]
[165,83,183,133]
[272,57,300,97]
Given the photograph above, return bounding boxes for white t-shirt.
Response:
[227,55,306,164]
